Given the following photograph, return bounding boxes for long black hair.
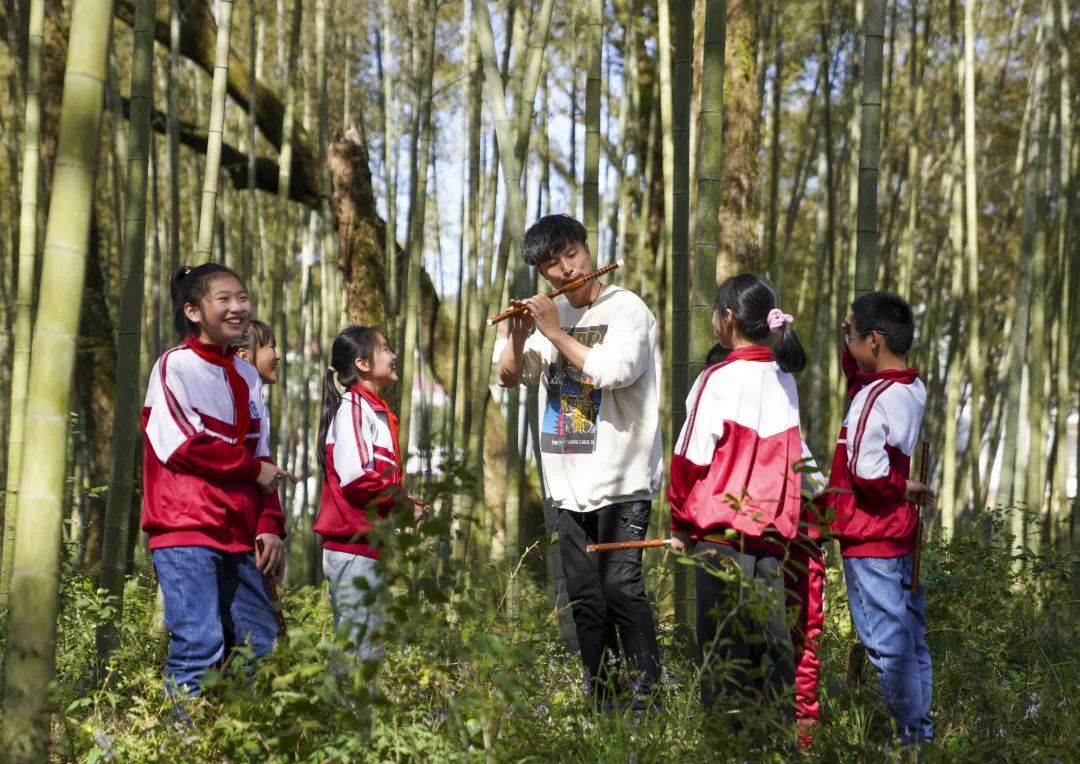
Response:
[317,326,382,475]
[170,263,245,339]
[714,273,806,373]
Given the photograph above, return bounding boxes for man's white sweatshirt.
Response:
[521,285,663,512]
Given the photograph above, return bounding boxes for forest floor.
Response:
[11,508,1079,763]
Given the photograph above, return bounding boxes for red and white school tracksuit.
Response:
[142,337,285,550]
[314,384,406,558]
[826,348,925,557]
[668,345,825,736]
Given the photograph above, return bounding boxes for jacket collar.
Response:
[850,366,920,398]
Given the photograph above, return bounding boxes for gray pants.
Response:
[323,548,384,664]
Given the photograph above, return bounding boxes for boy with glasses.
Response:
[826,291,935,746]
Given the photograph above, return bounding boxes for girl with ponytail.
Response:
[667,273,825,740]
[314,326,425,664]
[142,264,292,697]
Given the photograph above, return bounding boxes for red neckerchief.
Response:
[183,336,252,443]
[351,383,402,467]
[723,345,775,364]
[850,366,920,399]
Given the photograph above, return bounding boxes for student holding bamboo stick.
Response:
[141,264,291,696]
[497,214,663,712]
[824,291,934,747]
[667,273,824,734]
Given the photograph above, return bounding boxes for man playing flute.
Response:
[497,214,663,713]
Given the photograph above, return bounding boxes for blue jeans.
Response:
[153,546,280,696]
[844,553,933,744]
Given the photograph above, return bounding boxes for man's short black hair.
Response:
[522,214,588,267]
[851,290,915,355]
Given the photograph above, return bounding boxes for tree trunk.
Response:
[0,0,44,604]
[1,0,113,757]
[854,0,883,294]
[715,0,759,280]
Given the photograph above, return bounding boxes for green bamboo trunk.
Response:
[195,0,235,258]
[670,0,691,442]
[504,0,555,573]
[272,0,302,452]
[465,0,529,565]
[1,0,115,757]
[381,0,398,318]
[244,7,259,286]
[396,0,438,463]
[692,0,725,381]
[854,0,884,295]
[96,0,154,665]
[1050,0,1072,544]
[583,0,603,255]
[998,0,1050,527]
[1023,2,1055,539]
[962,0,984,513]
[167,0,181,276]
[940,0,964,534]
[896,2,927,298]
[0,0,45,604]
[668,0,693,635]
[764,0,782,287]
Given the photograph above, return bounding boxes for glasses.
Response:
[844,328,888,345]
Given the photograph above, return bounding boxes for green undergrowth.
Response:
[0,507,1076,762]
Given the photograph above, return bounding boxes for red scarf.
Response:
[723,345,775,364]
[183,336,252,443]
[351,383,402,468]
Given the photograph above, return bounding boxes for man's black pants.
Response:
[558,501,661,697]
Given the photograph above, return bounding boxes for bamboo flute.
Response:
[487,259,623,325]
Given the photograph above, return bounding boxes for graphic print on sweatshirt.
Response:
[541,324,607,454]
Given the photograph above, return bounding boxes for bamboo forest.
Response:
[0,0,1076,760]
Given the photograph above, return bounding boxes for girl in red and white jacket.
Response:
[314,326,424,663]
[143,264,291,696]
[668,273,825,738]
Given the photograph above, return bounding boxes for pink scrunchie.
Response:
[767,308,794,333]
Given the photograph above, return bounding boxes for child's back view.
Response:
[826,290,933,746]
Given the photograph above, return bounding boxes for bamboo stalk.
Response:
[1,0,114,756]
[0,0,44,604]
[195,0,235,258]
[96,0,154,666]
